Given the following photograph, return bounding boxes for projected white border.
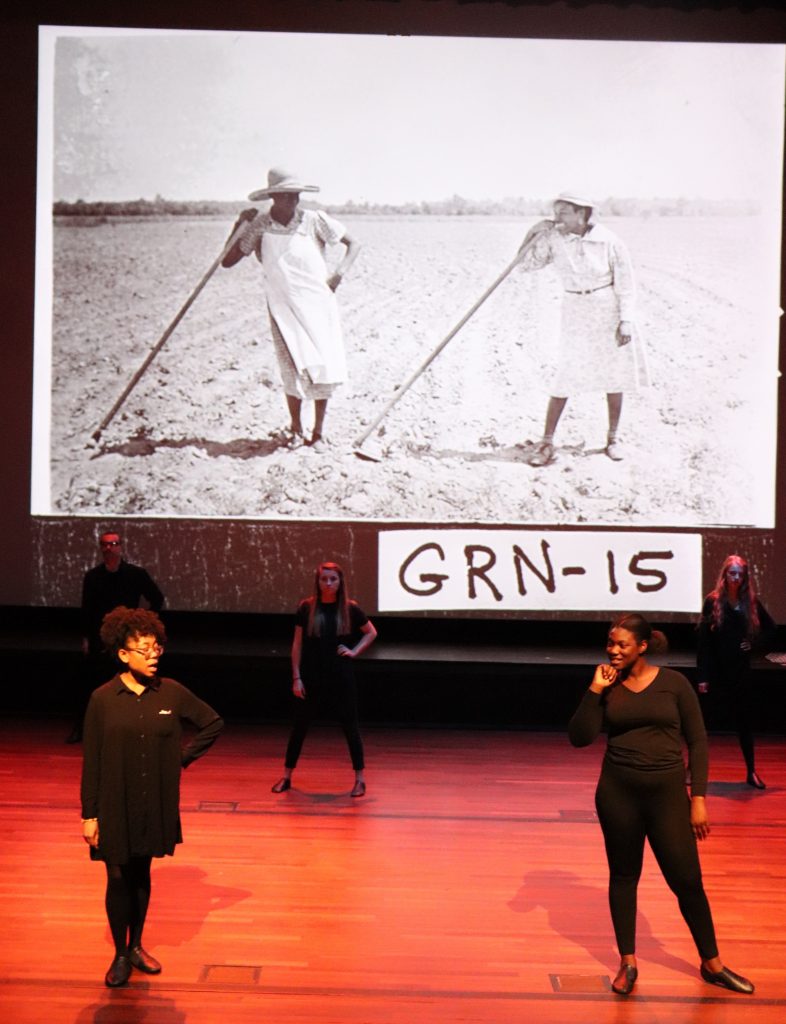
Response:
[34,27,784,529]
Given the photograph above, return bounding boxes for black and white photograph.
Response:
[34,27,784,528]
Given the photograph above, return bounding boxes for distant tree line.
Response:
[53,194,760,218]
[53,196,227,217]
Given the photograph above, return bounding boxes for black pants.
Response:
[284,677,364,771]
[702,678,756,773]
[595,762,718,960]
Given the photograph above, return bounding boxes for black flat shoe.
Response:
[105,955,132,987]
[611,964,638,995]
[271,777,291,793]
[747,771,766,790]
[350,781,366,798]
[129,945,161,973]
[700,963,754,994]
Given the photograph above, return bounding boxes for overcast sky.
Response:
[40,26,785,206]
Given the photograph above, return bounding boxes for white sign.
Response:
[378,530,703,613]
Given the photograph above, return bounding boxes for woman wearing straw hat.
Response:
[222,168,361,450]
[516,192,649,466]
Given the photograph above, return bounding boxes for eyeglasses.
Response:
[124,643,163,657]
[101,540,122,548]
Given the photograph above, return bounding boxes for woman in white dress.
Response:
[223,168,360,449]
[516,192,649,466]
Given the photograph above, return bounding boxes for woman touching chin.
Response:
[568,613,753,997]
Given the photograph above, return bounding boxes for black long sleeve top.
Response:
[81,675,223,863]
[568,667,709,796]
[697,596,776,686]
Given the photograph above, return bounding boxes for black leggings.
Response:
[284,678,364,771]
[105,856,152,955]
[705,680,756,773]
[595,762,718,960]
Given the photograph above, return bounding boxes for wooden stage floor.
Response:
[1,719,784,1023]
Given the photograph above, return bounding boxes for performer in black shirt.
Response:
[569,613,753,997]
[271,561,376,798]
[697,554,775,788]
[81,530,164,654]
[68,530,164,742]
[81,607,222,988]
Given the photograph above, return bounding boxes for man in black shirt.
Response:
[67,530,165,742]
[81,531,164,656]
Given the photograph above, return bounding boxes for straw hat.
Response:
[554,191,594,209]
[248,167,320,201]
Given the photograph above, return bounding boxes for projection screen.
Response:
[30,25,785,617]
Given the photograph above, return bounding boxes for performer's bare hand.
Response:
[292,679,306,699]
[83,819,100,847]
[691,797,710,840]
[590,663,618,692]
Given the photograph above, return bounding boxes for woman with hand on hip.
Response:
[272,562,377,798]
[569,613,753,997]
[697,554,775,788]
[222,168,360,451]
[81,607,223,988]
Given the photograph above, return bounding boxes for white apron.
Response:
[262,224,347,386]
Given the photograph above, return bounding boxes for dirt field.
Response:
[44,214,775,526]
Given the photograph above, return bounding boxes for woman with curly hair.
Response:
[271,561,377,798]
[697,554,775,788]
[81,607,223,988]
[569,613,754,996]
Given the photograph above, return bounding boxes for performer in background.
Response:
[697,554,775,789]
[271,561,376,798]
[81,607,223,988]
[569,613,753,996]
[516,192,649,466]
[222,168,361,451]
[67,530,165,743]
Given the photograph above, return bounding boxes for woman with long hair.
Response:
[81,607,223,987]
[272,561,377,797]
[697,554,775,788]
[569,613,753,996]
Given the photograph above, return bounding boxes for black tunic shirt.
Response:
[81,675,223,863]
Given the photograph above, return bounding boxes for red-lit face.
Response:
[725,560,746,586]
[99,532,122,567]
[318,568,341,602]
[606,627,646,673]
[118,633,162,678]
